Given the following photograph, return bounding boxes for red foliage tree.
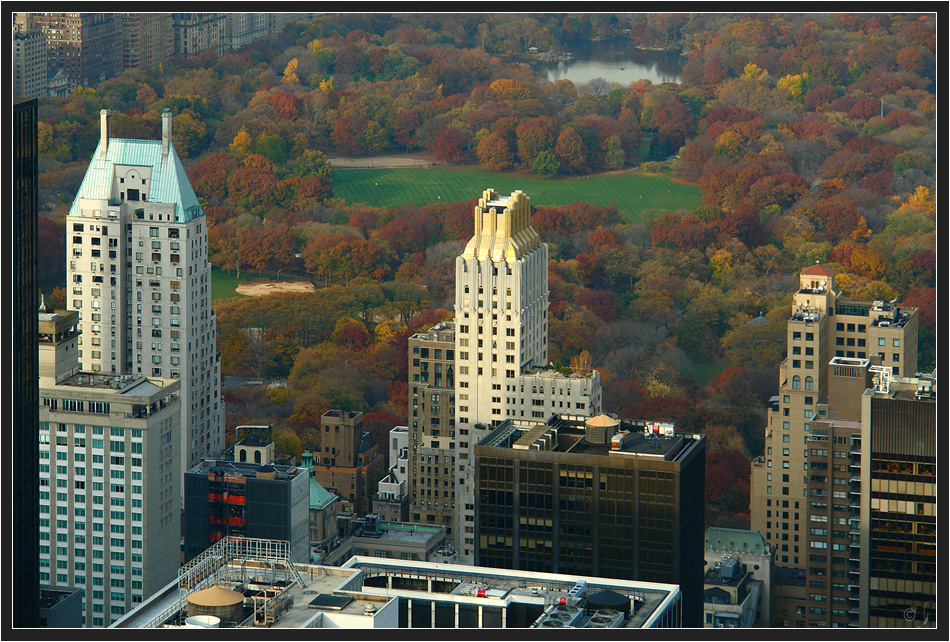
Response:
[269,92,302,119]
[577,288,620,322]
[587,228,620,250]
[433,128,467,163]
[331,116,366,156]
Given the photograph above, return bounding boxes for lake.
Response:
[530,39,685,87]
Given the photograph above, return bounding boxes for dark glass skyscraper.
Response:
[14,97,40,628]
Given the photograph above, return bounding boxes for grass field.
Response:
[210,267,282,301]
[332,165,701,224]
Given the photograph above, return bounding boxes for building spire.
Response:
[464,189,541,262]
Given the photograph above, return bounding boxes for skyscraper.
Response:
[66,108,224,486]
[14,96,40,628]
[432,190,602,563]
[407,320,457,535]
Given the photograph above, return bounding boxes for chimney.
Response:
[161,108,172,157]
[99,109,111,159]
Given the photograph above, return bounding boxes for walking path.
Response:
[326,153,438,169]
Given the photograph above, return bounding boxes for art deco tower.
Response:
[450,189,601,561]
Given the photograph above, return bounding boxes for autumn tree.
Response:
[433,128,467,164]
[476,131,514,171]
[554,126,588,174]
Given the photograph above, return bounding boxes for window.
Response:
[792,375,801,390]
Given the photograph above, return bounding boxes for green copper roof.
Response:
[310,477,337,510]
[704,527,768,553]
[68,137,204,223]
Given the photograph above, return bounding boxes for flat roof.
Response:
[186,459,306,479]
[115,552,681,629]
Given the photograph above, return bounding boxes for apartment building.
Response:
[120,13,172,72]
[374,426,411,523]
[750,264,917,571]
[66,108,224,484]
[311,410,386,516]
[407,321,457,535]
[38,308,181,626]
[32,13,120,93]
[13,14,48,99]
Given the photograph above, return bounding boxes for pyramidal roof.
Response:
[800,263,836,277]
[68,123,203,224]
[704,527,768,553]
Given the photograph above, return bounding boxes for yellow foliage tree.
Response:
[777,73,810,100]
[229,127,252,158]
[740,63,766,80]
[319,77,335,93]
[282,58,300,85]
[904,186,935,216]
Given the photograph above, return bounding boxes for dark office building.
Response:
[475,414,706,627]
[14,97,40,628]
[859,374,937,628]
[182,459,310,563]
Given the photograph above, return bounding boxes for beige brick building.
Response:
[750,263,920,627]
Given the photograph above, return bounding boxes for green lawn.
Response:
[332,165,701,224]
[210,267,285,301]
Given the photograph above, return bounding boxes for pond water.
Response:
[530,38,685,87]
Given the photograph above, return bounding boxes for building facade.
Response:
[312,410,386,516]
[407,321,457,535]
[170,13,226,57]
[182,457,310,564]
[750,264,917,572]
[13,14,48,99]
[120,13,172,73]
[474,414,705,627]
[32,13,120,93]
[375,426,411,523]
[39,309,182,626]
[858,373,936,628]
[66,108,224,484]
[703,528,773,627]
[452,189,603,561]
[14,97,41,628]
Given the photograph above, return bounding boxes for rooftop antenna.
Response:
[38,290,48,313]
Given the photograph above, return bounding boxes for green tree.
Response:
[605,135,625,170]
[531,150,560,178]
[293,149,333,180]
[359,120,389,154]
